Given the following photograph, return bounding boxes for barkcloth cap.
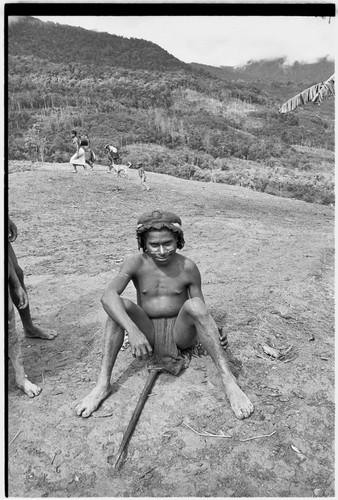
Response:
[136,210,182,233]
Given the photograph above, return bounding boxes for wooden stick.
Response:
[93,412,114,418]
[239,431,276,442]
[112,369,160,468]
[183,422,232,438]
[9,430,21,446]
[86,327,103,345]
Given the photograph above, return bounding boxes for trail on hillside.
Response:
[8,162,334,497]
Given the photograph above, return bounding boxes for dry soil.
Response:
[7,161,335,497]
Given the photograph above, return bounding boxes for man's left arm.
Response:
[187,261,205,302]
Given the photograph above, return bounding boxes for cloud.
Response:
[8,16,22,27]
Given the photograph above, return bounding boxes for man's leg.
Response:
[8,290,42,398]
[8,244,57,340]
[75,299,154,418]
[107,155,113,172]
[174,297,254,419]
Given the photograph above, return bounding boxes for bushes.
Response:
[120,142,335,205]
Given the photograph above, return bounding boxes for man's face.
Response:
[145,229,177,265]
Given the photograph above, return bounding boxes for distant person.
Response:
[137,162,150,191]
[79,133,89,147]
[71,129,81,149]
[84,146,96,172]
[76,210,253,420]
[8,216,57,341]
[104,144,121,173]
[70,140,91,173]
[70,130,81,173]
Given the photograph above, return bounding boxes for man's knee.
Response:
[104,298,134,325]
[184,297,209,319]
[121,298,134,314]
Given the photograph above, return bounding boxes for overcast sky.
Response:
[34,15,335,67]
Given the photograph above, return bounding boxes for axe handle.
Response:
[113,369,160,468]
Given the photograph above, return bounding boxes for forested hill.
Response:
[7,16,335,205]
[8,16,190,72]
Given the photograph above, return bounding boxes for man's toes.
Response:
[44,330,57,339]
[75,405,84,416]
[27,386,41,398]
[76,403,91,417]
[232,405,244,419]
[240,404,254,419]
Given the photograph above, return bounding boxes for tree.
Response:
[25,123,47,162]
[279,74,335,113]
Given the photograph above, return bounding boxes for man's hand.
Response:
[8,218,18,242]
[218,327,229,351]
[15,286,28,309]
[128,326,153,359]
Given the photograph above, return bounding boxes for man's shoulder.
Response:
[177,253,199,271]
[123,252,148,270]
[124,253,144,266]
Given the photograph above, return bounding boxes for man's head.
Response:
[71,130,77,137]
[136,210,185,253]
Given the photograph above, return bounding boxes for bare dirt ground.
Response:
[7,161,334,497]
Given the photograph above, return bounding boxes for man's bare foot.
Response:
[75,384,112,418]
[226,383,254,419]
[17,378,42,398]
[24,325,58,340]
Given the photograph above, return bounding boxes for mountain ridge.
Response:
[8,16,334,84]
[8,16,192,72]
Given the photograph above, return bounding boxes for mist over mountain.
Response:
[191,58,334,85]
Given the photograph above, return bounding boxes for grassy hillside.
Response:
[7,16,335,205]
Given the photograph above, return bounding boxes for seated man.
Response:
[76,210,253,420]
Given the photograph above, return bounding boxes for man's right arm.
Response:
[100,256,140,333]
[8,256,28,309]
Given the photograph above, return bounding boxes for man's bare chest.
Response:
[137,271,188,297]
